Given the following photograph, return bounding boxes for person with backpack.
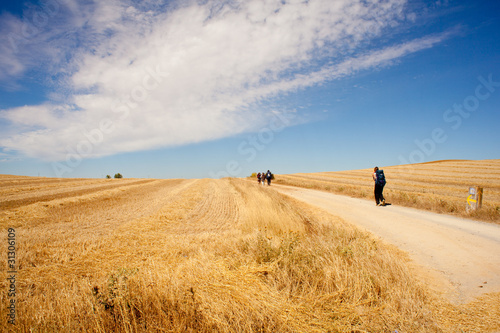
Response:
[257,172,262,184]
[266,170,272,186]
[373,167,386,206]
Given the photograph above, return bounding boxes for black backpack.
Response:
[376,170,386,185]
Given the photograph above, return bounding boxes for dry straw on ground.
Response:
[0,172,499,332]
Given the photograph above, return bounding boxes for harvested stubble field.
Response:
[0,175,499,332]
[275,159,500,223]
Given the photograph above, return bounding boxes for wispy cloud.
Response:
[0,0,453,161]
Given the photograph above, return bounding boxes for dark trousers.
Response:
[374,184,385,204]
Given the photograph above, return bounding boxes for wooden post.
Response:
[466,186,483,212]
[477,187,483,209]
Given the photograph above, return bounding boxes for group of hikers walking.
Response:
[255,167,386,205]
[257,170,273,186]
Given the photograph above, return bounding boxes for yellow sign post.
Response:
[466,186,483,212]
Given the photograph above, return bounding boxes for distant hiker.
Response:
[261,172,266,185]
[373,167,386,206]
[266,170,272,186]
[257,172,262,184]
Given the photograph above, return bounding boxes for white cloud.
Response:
[0,0,451,162]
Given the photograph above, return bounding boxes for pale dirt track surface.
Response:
[273,184,500,304]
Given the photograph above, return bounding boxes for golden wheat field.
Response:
[1,173,499,332]
[275,159,500,223]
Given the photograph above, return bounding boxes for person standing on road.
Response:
[373,167,386,206]
[266,170,272,186]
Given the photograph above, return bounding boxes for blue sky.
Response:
[0,0,499,179]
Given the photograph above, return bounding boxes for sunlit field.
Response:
[1,176,499,332]
[275,159,500,223]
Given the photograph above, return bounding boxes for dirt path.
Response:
[273,184,500,304]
